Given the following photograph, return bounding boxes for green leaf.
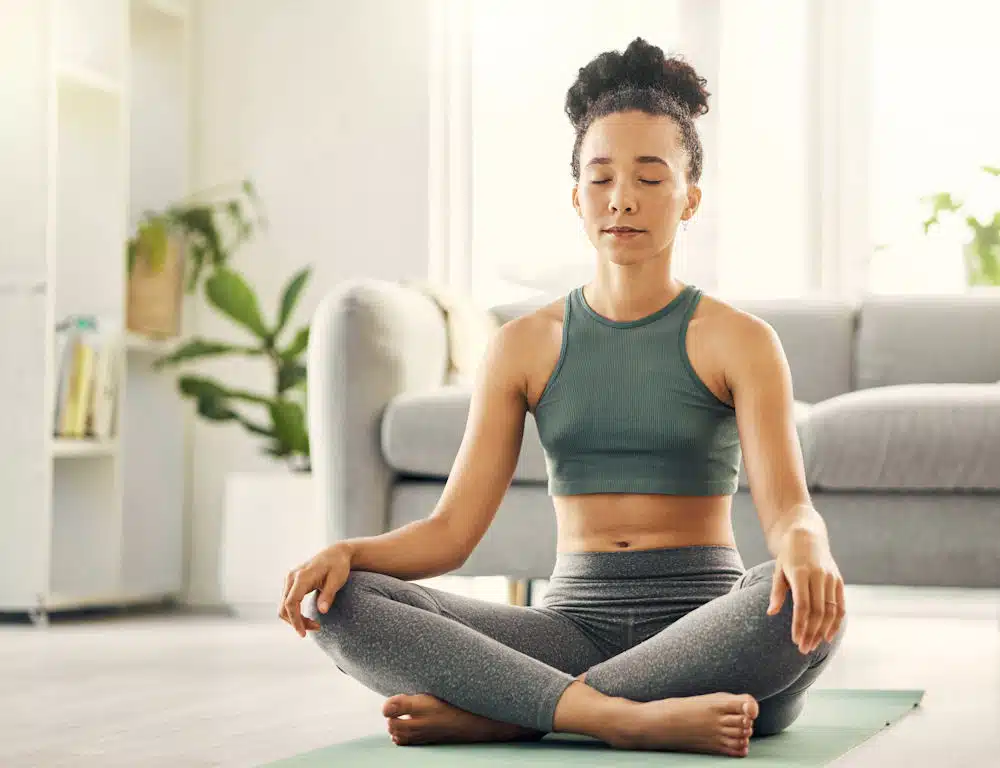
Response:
[186,241,207,292]
[277,361,306,393]
[281,327,310,360]
[178,375,229,400]
[196,394,237,421]
[127,239,138,275]
[983,165,1000,176]
[237,418,275,437]
[276,267,311,336]
[269,400,309,454]
[171,205,226,268]
[137,217,169,271]
[205,268,271,340]
[152,338,263,369]
[921,192,963,234]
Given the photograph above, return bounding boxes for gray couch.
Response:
[308,280,1000,589]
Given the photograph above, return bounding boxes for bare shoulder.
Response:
[487,297,566,410]
[693,292,778,347]
[687,291,784,404]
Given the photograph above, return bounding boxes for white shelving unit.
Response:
[1,0,193,623]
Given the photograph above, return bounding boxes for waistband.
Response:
[550,545,744,580]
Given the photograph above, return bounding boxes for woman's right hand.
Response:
[279,543,353,638]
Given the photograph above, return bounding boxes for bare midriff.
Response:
[554,493,736,553]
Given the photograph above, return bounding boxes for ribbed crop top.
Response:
[531,284,742,497]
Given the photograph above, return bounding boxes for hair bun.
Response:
[565,37,710,128]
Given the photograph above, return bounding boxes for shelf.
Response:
[125,331,177,354]
[56,65,123,98]
[51,439,118,458]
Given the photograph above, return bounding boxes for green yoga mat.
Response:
[264,689,923,767]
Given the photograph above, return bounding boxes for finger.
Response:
[806,572,826,652]
[789,567,810,647]
[817,574,840,646]
[827,577,847,642]
[284,572,311,636]
[278,571,295,623]
[317,570,341,614]
[767,566,788,615]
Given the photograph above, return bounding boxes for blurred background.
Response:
[1,1,998,766]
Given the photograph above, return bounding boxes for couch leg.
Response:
[507,578,531,607]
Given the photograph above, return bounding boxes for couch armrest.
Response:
[307,279,448,542]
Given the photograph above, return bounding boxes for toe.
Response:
[741,695,760,720]
[382,694,410,718]
[722,736,749,756]
[721,714,747,729]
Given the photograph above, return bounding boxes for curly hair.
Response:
[565,37,710,184]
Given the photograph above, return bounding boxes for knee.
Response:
[307,570,389,630]
[732,560,777,592]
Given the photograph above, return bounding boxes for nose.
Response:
[609,182,636,215]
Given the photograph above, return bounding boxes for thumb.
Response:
[767,564,788,615]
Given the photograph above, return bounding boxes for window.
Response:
[867,0,1000,295]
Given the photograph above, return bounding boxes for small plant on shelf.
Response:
[126,180,266,339]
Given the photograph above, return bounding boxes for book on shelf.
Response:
[53,315,122,441]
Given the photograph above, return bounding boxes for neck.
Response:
[585,247,684,323]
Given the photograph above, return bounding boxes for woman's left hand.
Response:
[767,529,846,654]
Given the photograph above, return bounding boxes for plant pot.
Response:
[220,470,322,617]
[126,234,184,338]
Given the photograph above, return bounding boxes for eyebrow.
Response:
[585,155,670,169]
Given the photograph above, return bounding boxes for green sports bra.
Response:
[532,284,741,497]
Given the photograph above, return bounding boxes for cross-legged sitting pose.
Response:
[279,37,846,759]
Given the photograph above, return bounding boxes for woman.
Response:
[280,37,846,759]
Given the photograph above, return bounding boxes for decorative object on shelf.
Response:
[922,165,1000,287]
[52,314,121,440]
[152,265,313,471]
[126,179,265,338]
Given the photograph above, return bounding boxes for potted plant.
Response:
[922,165,1000,288]
[153,263,320,614]
[126,180,264,337]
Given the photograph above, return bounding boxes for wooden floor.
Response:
[2,579,998,767]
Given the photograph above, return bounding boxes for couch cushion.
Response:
[803,383,1000,491]
[856,293,1000,389]
[381,387,548,482]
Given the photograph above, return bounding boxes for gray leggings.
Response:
[304,545,844,736]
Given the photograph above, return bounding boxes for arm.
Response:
[726,316,845,654]
[344,318,530,578]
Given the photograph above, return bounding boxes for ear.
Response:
[572,184,582,217]
[683,184,702,221]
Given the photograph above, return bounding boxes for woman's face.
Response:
[572,111,700,266]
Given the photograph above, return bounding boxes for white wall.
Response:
[185,0,431,605]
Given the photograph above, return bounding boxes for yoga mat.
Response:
[263,689,923,767]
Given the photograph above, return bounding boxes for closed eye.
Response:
[592,180,663,185]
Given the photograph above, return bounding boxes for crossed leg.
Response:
[581,560,845,736]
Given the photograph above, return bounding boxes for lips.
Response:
[604,227,645,233]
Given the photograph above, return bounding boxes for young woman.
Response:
[279,37,846,759]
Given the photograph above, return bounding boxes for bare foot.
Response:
[383,694,545,746]
[610,693,758,758]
